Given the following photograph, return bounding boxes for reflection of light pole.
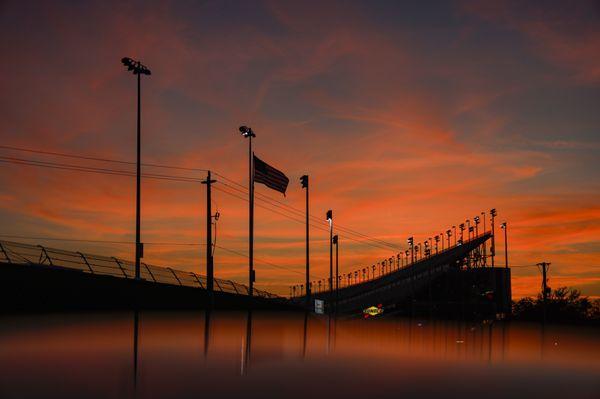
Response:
[501,222,508,268]
[121,57,151,280]
[239,126,256,295]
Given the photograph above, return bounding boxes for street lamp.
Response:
[501,222,508,269]
[452,225,457,245]
[121,57,151,280]
[239,125,256,295]
[481,211,487,266]
[326,210,333,296]
[490,208,497,268]
[407,236,414,264]
[332,234,339,308]
[301,175,310,306]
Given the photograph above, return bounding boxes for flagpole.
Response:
[249,136,254,297]
[239,126,256,298]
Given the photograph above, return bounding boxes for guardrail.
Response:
[0,240,279,299]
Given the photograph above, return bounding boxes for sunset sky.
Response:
[1,0,599,297]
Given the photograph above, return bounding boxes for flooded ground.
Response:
[0,311,598,398]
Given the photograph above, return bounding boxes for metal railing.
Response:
[0,240,279,299]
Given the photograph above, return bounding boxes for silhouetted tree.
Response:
[512,286,599,325]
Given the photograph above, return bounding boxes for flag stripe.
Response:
[253,155,289,195]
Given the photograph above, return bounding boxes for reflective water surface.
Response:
[1,311,598,398]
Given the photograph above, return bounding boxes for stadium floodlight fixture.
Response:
[239,125,255,138]
[121,57,151,75]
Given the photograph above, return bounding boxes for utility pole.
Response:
[301,175,310,307]
[201,171,217,299]
[537,262,551,323]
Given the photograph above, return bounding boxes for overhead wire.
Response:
[0,145,403,251]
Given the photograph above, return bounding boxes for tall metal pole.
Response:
[202,171,216,296]
[503,222,508,269]
[453,226,457,245]
[334,235,339,310]
[302,176,310,307]
[328,211,333,295]
[135,72,142,280]
[249,135,254,296]
[491,209,497,268]
[482,212,487,267]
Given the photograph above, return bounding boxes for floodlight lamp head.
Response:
[239,125,255,137]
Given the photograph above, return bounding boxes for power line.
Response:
[0,144,208,172]
[214,170,403,251]
[0,156,398,254]
[1,144,404,252]
[212,184,399,252]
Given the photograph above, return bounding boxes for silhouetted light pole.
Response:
[239,126,256,295]
[301,175,310,306]
[407,236,414,264]
[434,235,439,254]
[327,210,333,297]
[333,234,339,309]
[446,229,451,249]
[121,57,151,280]
[481,211,487,266]
[490,208,497,268]
[452,225,457,245]
[501,222,508,269]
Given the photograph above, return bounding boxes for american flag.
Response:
[253,155,289,195]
